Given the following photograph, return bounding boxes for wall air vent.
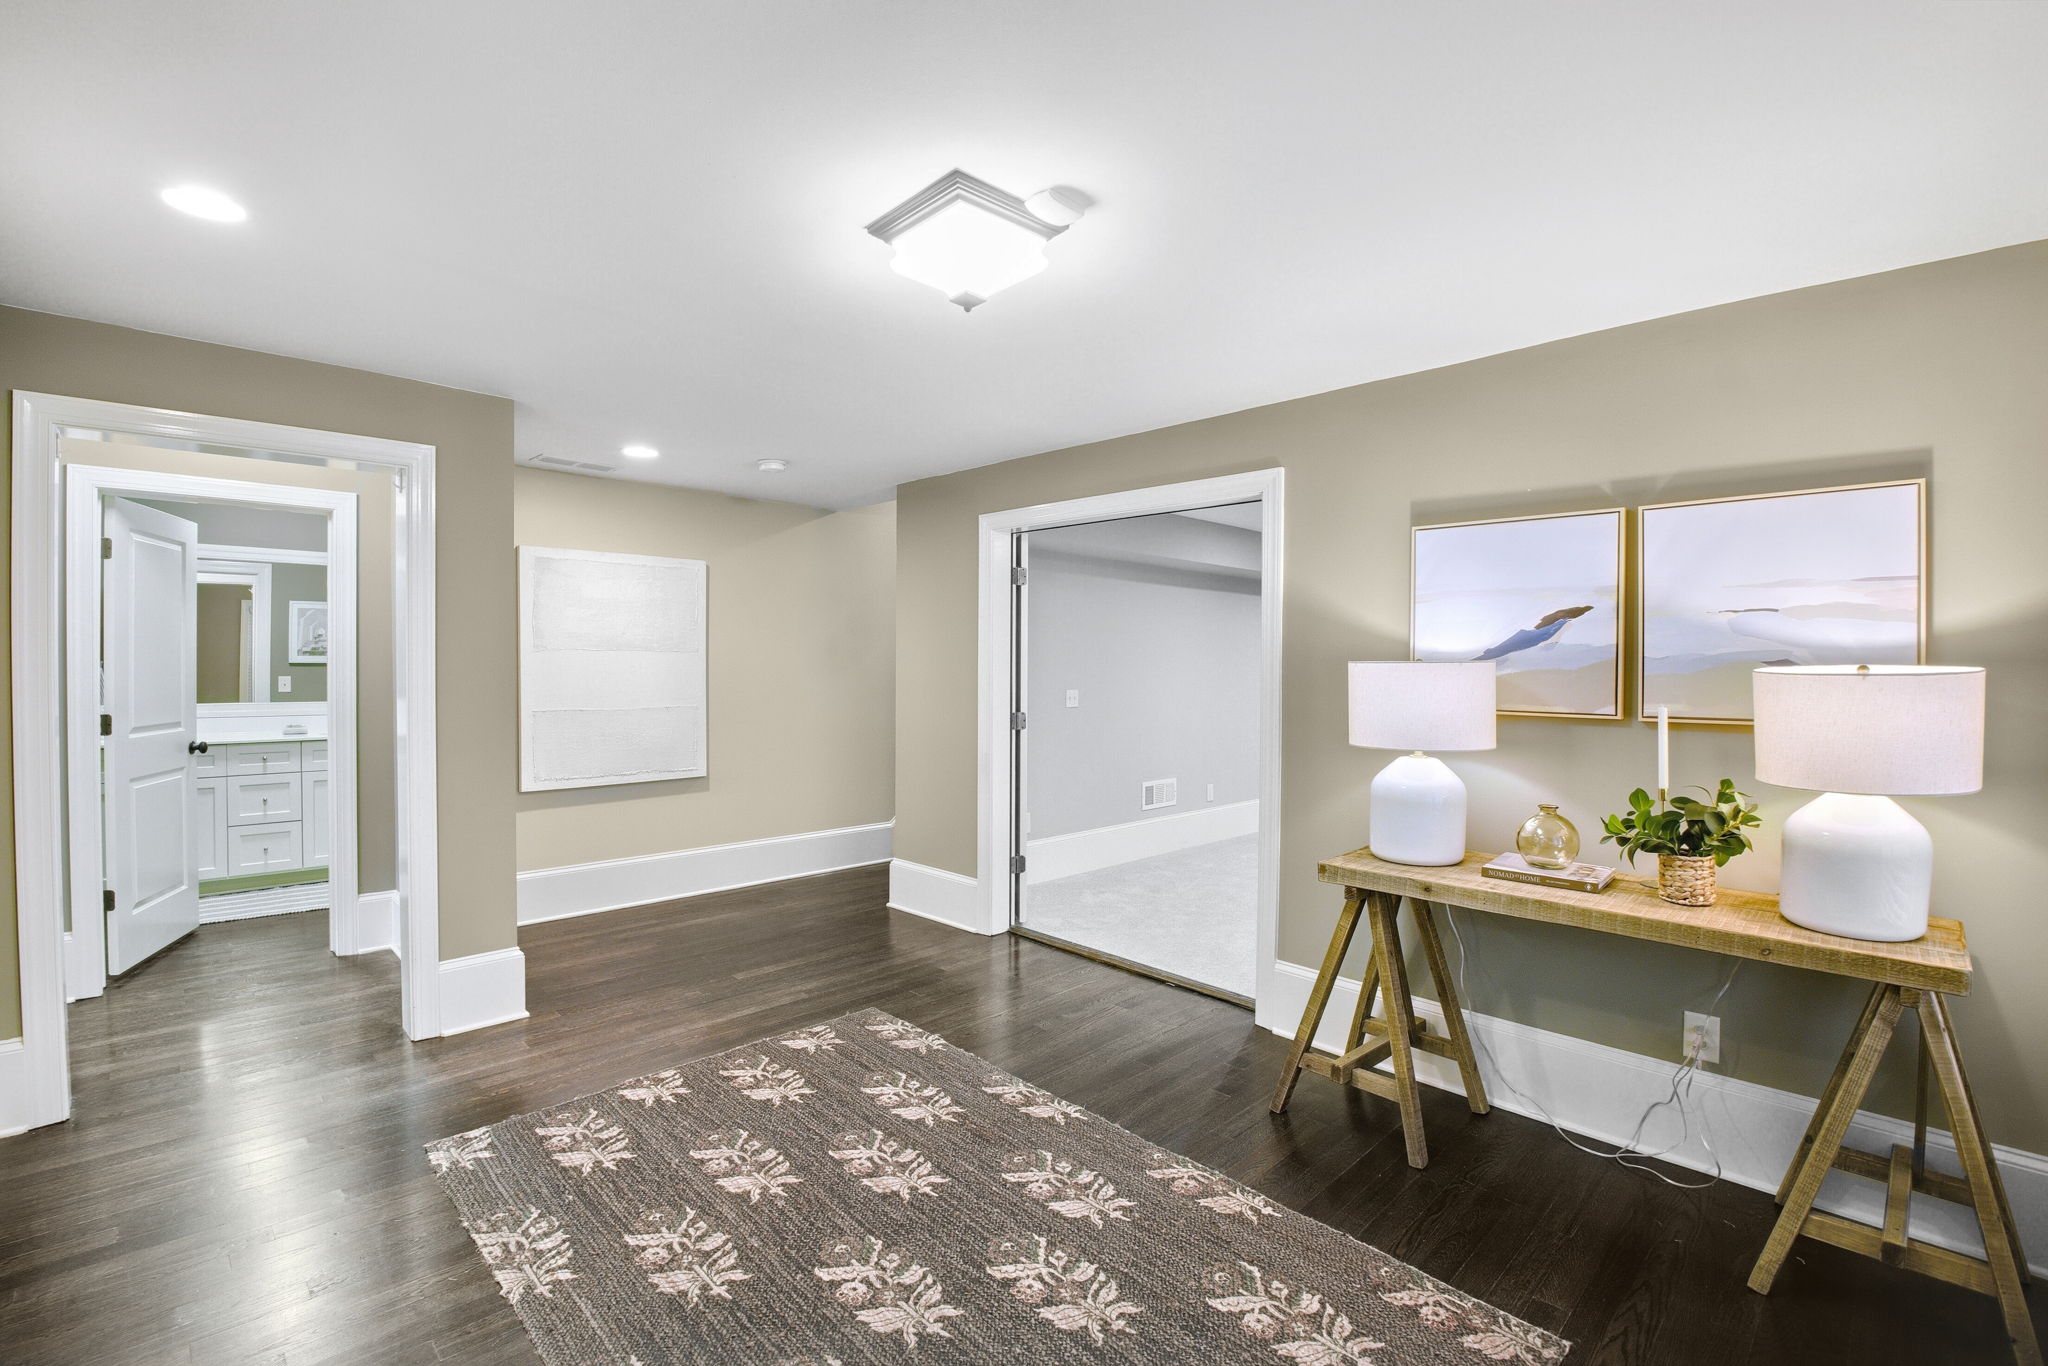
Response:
[520,453,621,475]
[1140,778,1178,811]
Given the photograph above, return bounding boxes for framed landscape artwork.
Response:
[1638,479,1925,724]
[1412,508,1624,719]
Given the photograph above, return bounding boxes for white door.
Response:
[103,497,202,974]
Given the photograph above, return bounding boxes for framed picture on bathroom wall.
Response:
[1637,479,1926,725]
[1411,507,1625,719]
[287,600,329,665]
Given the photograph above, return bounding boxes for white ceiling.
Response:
[4,3,2046,509]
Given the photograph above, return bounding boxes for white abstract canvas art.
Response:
[1638,480,1924,723]
[1412,509,1623,718]
[519,546,707,790]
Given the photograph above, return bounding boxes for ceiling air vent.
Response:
[521,453,620,475]
[1141,778,1178,811]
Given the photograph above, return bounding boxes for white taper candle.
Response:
[1656,705,1670,802]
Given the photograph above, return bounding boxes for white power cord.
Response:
[1443,905,1737,1190]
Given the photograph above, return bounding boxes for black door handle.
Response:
[189,741,209,754]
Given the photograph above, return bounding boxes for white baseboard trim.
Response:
[1026,800,1259,883]
[438,947,528,1036]
[887,859,993,935]
[517,821,893,925]
[0,1039,31,1138]
[354,890,401,957]
[1261,960,2048,1278]
[198,880,330,923]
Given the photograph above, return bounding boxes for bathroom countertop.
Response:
[196,721,328,745]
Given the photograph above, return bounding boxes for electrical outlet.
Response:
[1683,1011,1721,1064]
[1065,689,1080,707]
[276,676,292,694]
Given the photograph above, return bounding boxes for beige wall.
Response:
[67,437,397,891]
[895,241,2048,1150]
[514,469,895,871]
[2,304,518,1038]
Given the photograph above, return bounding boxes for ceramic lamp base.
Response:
[1368,753,1467,867]
[1779,792,1933,942]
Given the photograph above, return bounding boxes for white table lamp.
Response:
[1349,661,1496,866]
[1753,665,1985,942]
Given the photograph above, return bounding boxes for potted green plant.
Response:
[1600,780,1762,906]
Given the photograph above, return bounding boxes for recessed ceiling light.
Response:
[160,184,248,223]
[620,444,659,460]
[757,458,789,473]
[866,170,1084,312]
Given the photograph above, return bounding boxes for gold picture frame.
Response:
[1635,478,1928,726]
[1411,507,1627,721]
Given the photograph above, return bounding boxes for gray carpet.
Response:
[430,1007,1567,1365]
[1023,835,1257,997]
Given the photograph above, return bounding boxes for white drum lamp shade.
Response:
[1753,665,1985,942]
[1349,661,1496,866]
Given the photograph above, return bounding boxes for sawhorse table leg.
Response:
[1750,984,2039,1365]
[1270,889,1489,1169]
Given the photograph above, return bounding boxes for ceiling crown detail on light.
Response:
[865,169,1084,312]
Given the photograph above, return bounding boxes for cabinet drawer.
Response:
[227,774,302,826]
[191,746,224,776]
[224,744,301,776]
[302,740,329,772]
[227,822,302,875]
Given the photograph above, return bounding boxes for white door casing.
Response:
[101,497,203,975]
[14,392,444,1137]
[975,469,1286,1013]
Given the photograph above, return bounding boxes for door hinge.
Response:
[102,536,113,560]
[1010,565,1027,586]
[100,713,113,736]
[1009,855,1026,875]
[103,889,116,913]
[1009,711,1027,731]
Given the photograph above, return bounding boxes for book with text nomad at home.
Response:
[1480,852,1615,893]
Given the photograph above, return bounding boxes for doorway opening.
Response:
[11,392,442,1136]
[78,478,357,986]
[977,470,1283,1010]
[1012,506,1263,1000]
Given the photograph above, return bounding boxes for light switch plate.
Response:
[276,676,292,694]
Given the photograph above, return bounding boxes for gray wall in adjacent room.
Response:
[1024,512,1260,840]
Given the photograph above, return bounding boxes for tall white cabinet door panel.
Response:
[191,777,228,881]
[103,497,202,975]
[305,769,331,869]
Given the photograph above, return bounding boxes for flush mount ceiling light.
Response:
[159,184,248,223]
[620,444,659,460]
[756,458,789,473]
[865,169,1085,312]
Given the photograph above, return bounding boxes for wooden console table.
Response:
[1273,848,2038,1364]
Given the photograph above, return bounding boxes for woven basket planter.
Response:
[1657,853,1718,906]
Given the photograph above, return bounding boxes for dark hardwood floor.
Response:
[1,864,2037,1364]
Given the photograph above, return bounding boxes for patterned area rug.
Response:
[429,1007,1567,1364]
